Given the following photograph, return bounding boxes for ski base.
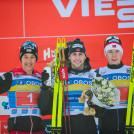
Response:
[125,126,134,134]
[51,38,67,134]
[51,127,62,133]
[125,43,134,134]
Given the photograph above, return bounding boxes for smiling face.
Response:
[106,49,122,65]
[69,52,86,70]
[21,53,36,75]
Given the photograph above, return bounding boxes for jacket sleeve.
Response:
[0,72,12,94]
[38,87,53,115]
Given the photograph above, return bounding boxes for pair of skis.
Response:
[51,38,71,134]
[125,43,134,134]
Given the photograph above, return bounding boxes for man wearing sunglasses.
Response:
[95,36,131,134]
[0,41,44,134]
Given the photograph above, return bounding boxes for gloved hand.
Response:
[87,100,105,118]
[86,90,105,117]
[89,104,105,118]
[85,90,93,100]
[41,70,49,86]
[64,47,69,60]
[41,70,49,90]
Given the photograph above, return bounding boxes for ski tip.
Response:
[57,38,66,48]
[57,38,61,44]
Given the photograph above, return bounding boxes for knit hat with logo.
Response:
[20,41,38,61]
[104,36,123,56]
[67,38,86,56]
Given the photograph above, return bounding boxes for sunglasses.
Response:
[105,36,120,42]
[22,41,37,49]
[104,36,121,47]
[22,41,37,47]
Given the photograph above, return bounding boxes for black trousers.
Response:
[99,108,127,134]
[62,114,97,134]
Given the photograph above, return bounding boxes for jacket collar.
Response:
[12,67,41,77]
[107,61,124,69]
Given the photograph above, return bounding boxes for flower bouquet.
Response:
[90,77,120,107]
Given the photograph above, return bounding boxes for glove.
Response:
[87,99,105,118]
[0,72,12,93]
[85,90,93,100]
[64,47,69,60]
[41,70,50,90]
[86,90,105,117]
[41,84,49,91]
[41,70,49,87]
[89,104,105,118]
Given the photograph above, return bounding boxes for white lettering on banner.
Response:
[95,0,115,16]
[117,0,134,6]
[44,48,50,60]
[43,48,54,60]
[81,0,89,16]
[117,0,134,28]
[4,125,8,129]
[117,8,134,28]
[52,0,90,17]
[52,0,134,29]
[52,0,77,17]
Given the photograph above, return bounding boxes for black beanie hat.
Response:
[67,38,86,56]
[20,41,38,61]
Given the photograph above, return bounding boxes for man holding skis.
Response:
[38,38,105,134]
